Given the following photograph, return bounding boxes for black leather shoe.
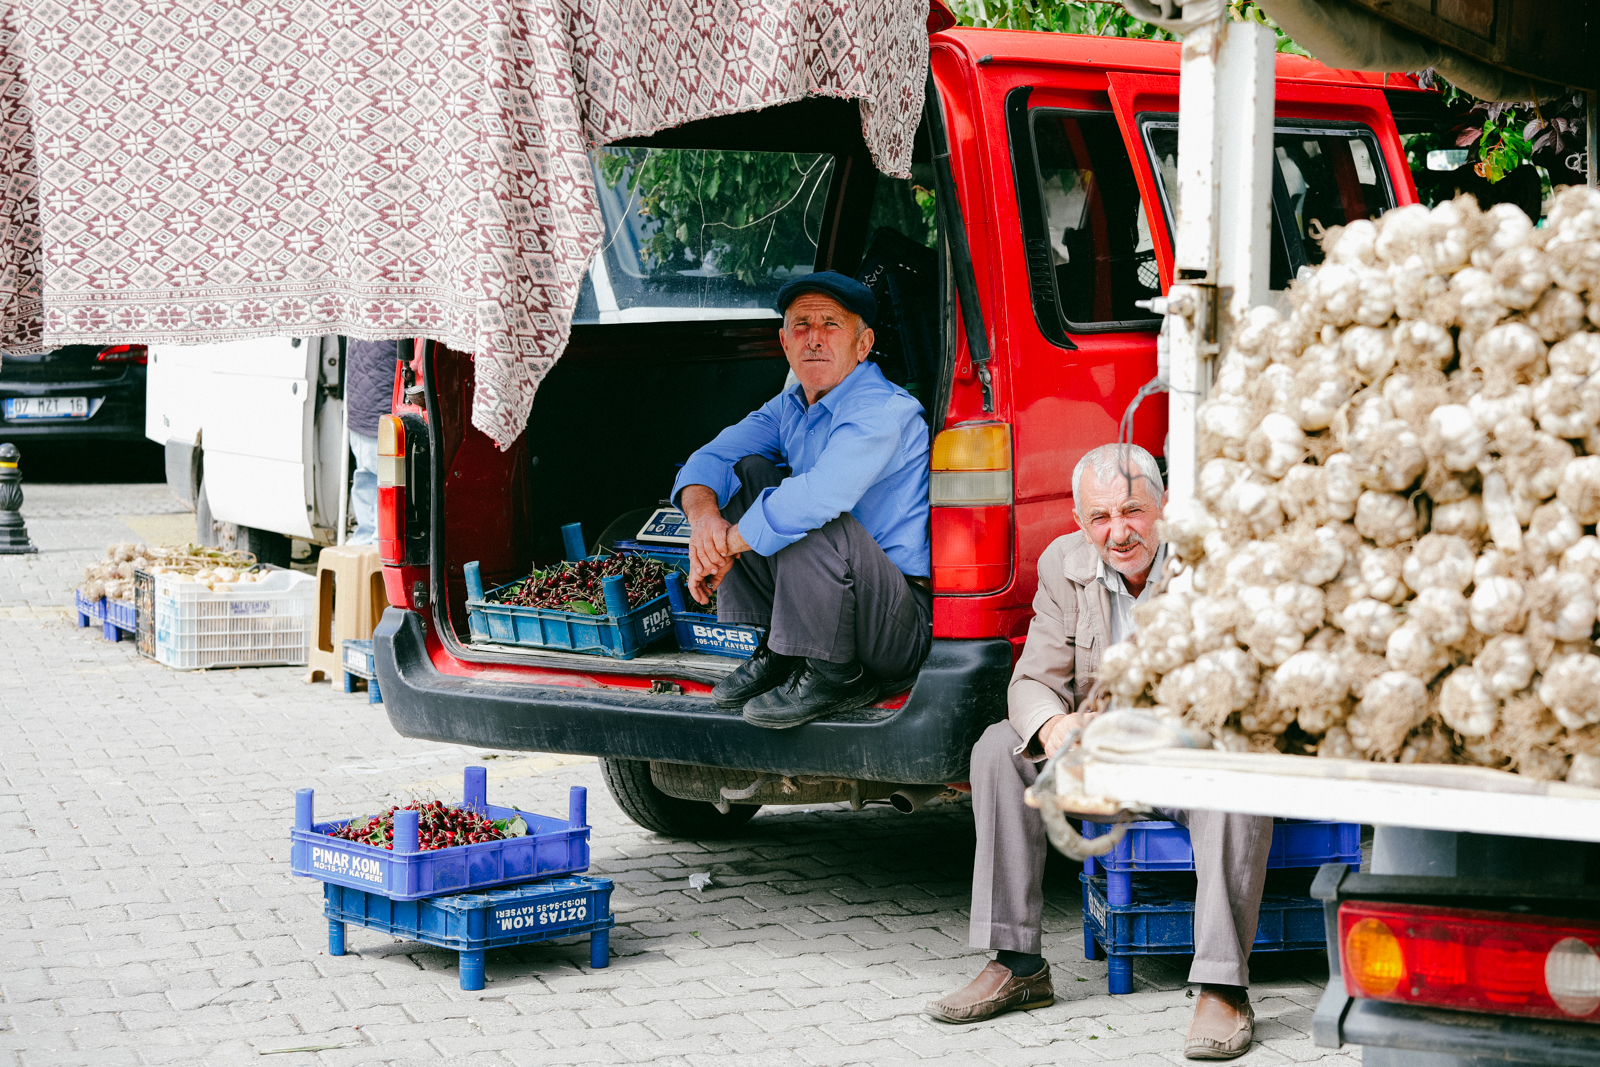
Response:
[741,662,881,729]
[711,645,800,708]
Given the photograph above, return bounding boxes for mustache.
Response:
[1108,531,1146,550]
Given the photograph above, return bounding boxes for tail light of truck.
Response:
[377,414,407,565]
[1340,901,1600,1024]
[930,422,1013,594]
[97,344,147,364]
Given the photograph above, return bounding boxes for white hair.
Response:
[1072,443,1164,506]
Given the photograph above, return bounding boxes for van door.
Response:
[1104,72,1418,294]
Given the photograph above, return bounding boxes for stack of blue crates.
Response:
[290,767,614,989]
[1079,818,1360,994]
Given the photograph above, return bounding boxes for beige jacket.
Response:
[1006,531,1114,755]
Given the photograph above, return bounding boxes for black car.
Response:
[1,343,148,444]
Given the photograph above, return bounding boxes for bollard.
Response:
[0,443,38,554]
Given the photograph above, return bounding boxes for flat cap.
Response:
[775,270,876,326]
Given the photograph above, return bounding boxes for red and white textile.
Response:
[0,1,927,447]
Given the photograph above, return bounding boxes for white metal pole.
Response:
[1214,22,1276,339]
[1163,13,1275,507]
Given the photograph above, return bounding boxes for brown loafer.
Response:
[1184,988,1255,1059]
[925,960,1054,1024]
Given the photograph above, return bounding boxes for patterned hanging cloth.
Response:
[0,0,928,448]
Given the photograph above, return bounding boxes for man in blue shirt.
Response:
[673,271,932,729]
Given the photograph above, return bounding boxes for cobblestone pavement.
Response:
[0,484,1358,1066]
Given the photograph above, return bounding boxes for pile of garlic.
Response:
[1102,187,1600,787]
[80,542,161,603]
[78,542,262,600]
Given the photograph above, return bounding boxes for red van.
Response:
[372,24,1431,836]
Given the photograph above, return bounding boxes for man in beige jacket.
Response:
[926,443,1273,1060]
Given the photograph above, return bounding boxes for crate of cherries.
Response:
[290,767,590,900]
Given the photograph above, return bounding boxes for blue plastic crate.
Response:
[1081,818,1359,874]
[289,768,590,900]
[325,874,614,989]
[662,572,762,659]
[340,638,381,704]
[1082,872,1326,994]
[75,590,136,643]
[462,560,672,660]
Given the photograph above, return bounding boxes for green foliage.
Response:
[945,0,1308,52]
[597,148,830,287]
[1477,115,1533,183]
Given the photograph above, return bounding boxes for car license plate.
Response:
[5,396,89,419]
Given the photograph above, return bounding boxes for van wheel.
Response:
[600,758,760,838]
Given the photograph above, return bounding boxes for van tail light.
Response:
[930,422,1013,594]
[97,344,147,364]
[1340,901,1600,1024]
[377,414,407,566]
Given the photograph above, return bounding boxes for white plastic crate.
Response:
[154,569,315,670]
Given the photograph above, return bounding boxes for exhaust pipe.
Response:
[890,784,948,814]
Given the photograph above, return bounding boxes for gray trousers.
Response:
[968,721,1274,986]
[717,455,933,681]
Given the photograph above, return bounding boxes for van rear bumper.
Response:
[375,608,1011,784]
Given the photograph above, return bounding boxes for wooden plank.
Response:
[1065,749,1600,843]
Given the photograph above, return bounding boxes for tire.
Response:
[195,476,293,567]
[600,757,760,838]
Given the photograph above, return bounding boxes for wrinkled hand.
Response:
[1039,710,1098,760]
[680,485,750,606]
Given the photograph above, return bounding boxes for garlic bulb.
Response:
[1133,595,1194,674]
[1386,622,1448,679]
[1477,634,1535,698]
[1402,534,1475,593]
[1430,494,1485,539]
[1469,576,1526,635]
[1533,374,1600,439]
[1348,671,1429,761]
[1560,536,1600,582]
[1523,501,1583,563]
[1424,404,1487,471]
[1408,587,1469,646]
[1354,491,1415,547]
[1245,413,1307,479]
[1491,246,1551,310]
[1548,333,1600,377]
[1267,650,1349,730]
[1537,653,1600,729]
[1338,598,1401,653]
[1158,497,1216,564]
[1439,667,1500,737]
[1323,453,1363,521]
[1101,641,1150,700]
[1557,455,1600,524]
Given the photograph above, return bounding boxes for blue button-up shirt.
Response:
[672,362,931,576]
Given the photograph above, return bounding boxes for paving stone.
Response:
[0,482,1360,1067]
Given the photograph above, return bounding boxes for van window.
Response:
[1011,108,1163,341]
[1141,120,1394,289]
[574,149,833,325]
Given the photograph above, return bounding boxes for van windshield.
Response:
[574,148,834,325]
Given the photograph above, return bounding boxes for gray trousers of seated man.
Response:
[969,721,1273,985]
[715,455,932,681]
